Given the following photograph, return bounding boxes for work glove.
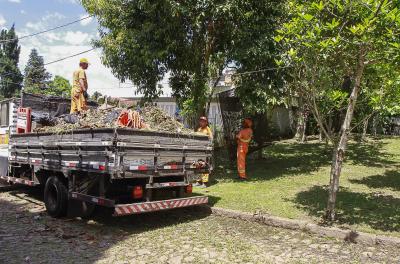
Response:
[83,91,89,100]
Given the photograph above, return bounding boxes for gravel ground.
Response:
[0,186,399,264]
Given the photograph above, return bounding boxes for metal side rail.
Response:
[145,182,188,189]
[0,175,37,186]
[69,192,115,207]
[114,196,209,216]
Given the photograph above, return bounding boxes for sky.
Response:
[0,0,150,97]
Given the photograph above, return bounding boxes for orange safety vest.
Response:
[237,128,253,178]
[237,128,253,145]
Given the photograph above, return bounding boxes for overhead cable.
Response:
[0,15,94,44]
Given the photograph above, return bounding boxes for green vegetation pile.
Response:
[34,105,195,135]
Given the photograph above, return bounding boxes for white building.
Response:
[0,98,19,144]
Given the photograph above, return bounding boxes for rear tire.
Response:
[44,176,68,218]
[80,202,96,219]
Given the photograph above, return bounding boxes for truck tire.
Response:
[80,202,96,219]
[44,176,68,218]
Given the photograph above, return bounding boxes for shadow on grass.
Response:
[213,139,394,182]
[213,142,331,182]
[349,169,400,191]
[345,140,396,167]
[294,185,400,232]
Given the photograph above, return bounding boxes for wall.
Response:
[0,99,18,144]
[155,100,223,128]
[270,106,291,135]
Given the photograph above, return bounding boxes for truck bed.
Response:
[9,128,212,179]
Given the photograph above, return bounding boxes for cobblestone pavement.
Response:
[0,186,399,264]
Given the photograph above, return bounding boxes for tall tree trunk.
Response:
[295,112,305,141]
[288,106,296,136]
[372,115,378,137]
[326,48,366,221]
[308,95,333,144]
[295,99,307,142]
[301,115,307,143]
[362,117,369,141]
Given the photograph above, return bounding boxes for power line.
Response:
[44,48,97,65]
[159,66,293,84]
[0,62,287,88]
[0,15,94,44]
[0,48,97,88]
[232,65,293,76]
[94,87,135,90]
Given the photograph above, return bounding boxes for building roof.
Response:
[0,97,19,104]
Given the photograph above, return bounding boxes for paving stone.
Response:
[309,243,320,249]
[0,190,399,264]
[362,251,374,258]
[168,256,183,264]
[183,256,195,262]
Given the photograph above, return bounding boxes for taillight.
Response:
[132,186,143,199]
[186,184,192,194]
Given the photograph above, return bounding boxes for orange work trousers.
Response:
[237,142,249,179]
[70,88,87,114]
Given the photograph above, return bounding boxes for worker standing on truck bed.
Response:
[195,116,213,188]
[70,58,89,114]
[236,118,253,180]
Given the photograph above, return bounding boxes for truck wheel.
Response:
[80,202,96,219]
[44,176,68,218]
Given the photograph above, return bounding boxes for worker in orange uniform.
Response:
[195,116,213,188]
[236,118,253,180]
[70,58,89,114]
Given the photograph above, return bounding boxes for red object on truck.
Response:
[16,107,32,134]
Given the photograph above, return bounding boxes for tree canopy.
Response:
[46,75,71,97]
[278,0,400,220]
[24,49,52,93]
[0,25,23,98]
[82,0,284,117]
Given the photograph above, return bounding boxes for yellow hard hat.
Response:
[80,58,89,64]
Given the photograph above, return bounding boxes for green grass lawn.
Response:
[195,136,400,237]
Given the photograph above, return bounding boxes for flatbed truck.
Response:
[2,123,211,217]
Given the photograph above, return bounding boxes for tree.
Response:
[82,0,284,121]
[360,63,400,136]
[24,49,51,93]
[278,0,400,220]
[23,74,71,97]
[0,25,23,98]
[47,75,71,97]
[91,91,103,101]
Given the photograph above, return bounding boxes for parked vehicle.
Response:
[0,95,211,217]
